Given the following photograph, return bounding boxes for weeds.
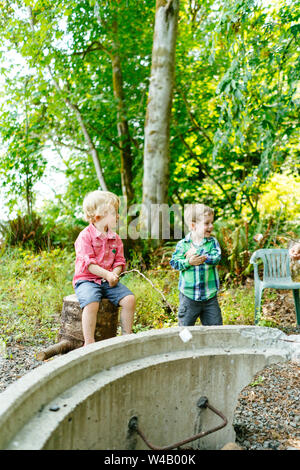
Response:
[121,268,179,332]
[0,247,74,345]
[0,246,292,347]
[249,376,265,387]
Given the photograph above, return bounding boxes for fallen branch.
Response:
[36,340,75,361]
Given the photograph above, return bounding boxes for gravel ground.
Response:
[233,361,300,450]
[0,343,45,393]
[0,340,299,451]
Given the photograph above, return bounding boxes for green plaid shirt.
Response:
[170,233,221,301]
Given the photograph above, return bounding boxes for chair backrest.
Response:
[250,249,291,281]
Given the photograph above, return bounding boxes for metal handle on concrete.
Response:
[128,396,227,450]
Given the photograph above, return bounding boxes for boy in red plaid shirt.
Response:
[73,190,135,346]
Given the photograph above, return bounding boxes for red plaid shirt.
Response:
[73,224,126,287]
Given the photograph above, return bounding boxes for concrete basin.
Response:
[0,326,299,450]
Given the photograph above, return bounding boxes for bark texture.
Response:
[142,0,179,222]
[111,20,134,204]
[50,72,108,191]
[37,295,119,361]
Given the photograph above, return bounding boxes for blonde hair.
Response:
[83,190,120,223]
[184,204,214,226]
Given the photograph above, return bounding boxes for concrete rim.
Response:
[0,326,299,450]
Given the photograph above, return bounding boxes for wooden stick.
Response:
[120,269,176,316]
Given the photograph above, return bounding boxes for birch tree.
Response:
[142,0,180,237]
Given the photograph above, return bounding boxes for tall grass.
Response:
[0,247,280,347]
[0,247,74,345]
[121,267,259,330]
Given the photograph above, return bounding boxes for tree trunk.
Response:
[93,7,135,203]
[36,295,119,361]
[111,20,134,204]
[69,99,108,191]
[50,72,108,191]
[142,0,179,237]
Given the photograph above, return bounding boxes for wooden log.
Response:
[37,294,119,361]
[36,340,74,361]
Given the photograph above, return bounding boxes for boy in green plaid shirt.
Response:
[170,204,222,326]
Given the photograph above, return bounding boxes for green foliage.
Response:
[0,72,48,214]
[213,218,252,282]
[249,375,265,387]
[0,208,87,251]
[0,247,291,347]
[121,268,179,332]
[256,171,300,224]
[0,247,74,345]
[41,202,87,249]
[0,0,298,227]
[218,286,255,325]
[0,0,154,214]
[49,216,86,249]
[171,0,300,220]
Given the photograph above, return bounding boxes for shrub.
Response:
[213,217,299,283]
[47,215,85,250]
[0,211,86,251]
[0,212,49,251]
[257,172,300,222]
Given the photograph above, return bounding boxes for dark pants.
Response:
[178,292,223,326]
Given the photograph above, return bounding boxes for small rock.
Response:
[243,440,250,449]
[268,441,280,450]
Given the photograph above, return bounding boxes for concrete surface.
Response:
[0,340,6,368]
[0,326,299,450]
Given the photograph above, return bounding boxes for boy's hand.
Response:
[289,244,300,261]
[106,271,119,287]
[188,254,207,266]
[185,247,197,258]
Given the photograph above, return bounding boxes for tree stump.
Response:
[37,294,119,361]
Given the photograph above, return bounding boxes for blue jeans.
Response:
[74,280,133,309]
[178,292,222,326]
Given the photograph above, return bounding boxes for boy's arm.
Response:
[88,263,115,281]
[75,232,98,270]
[112,265,123,278]
[202,238,221,265]
[112,236,126,273]
[75,232,113,281]
[90,235,125,283]
[170,241,191,271]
